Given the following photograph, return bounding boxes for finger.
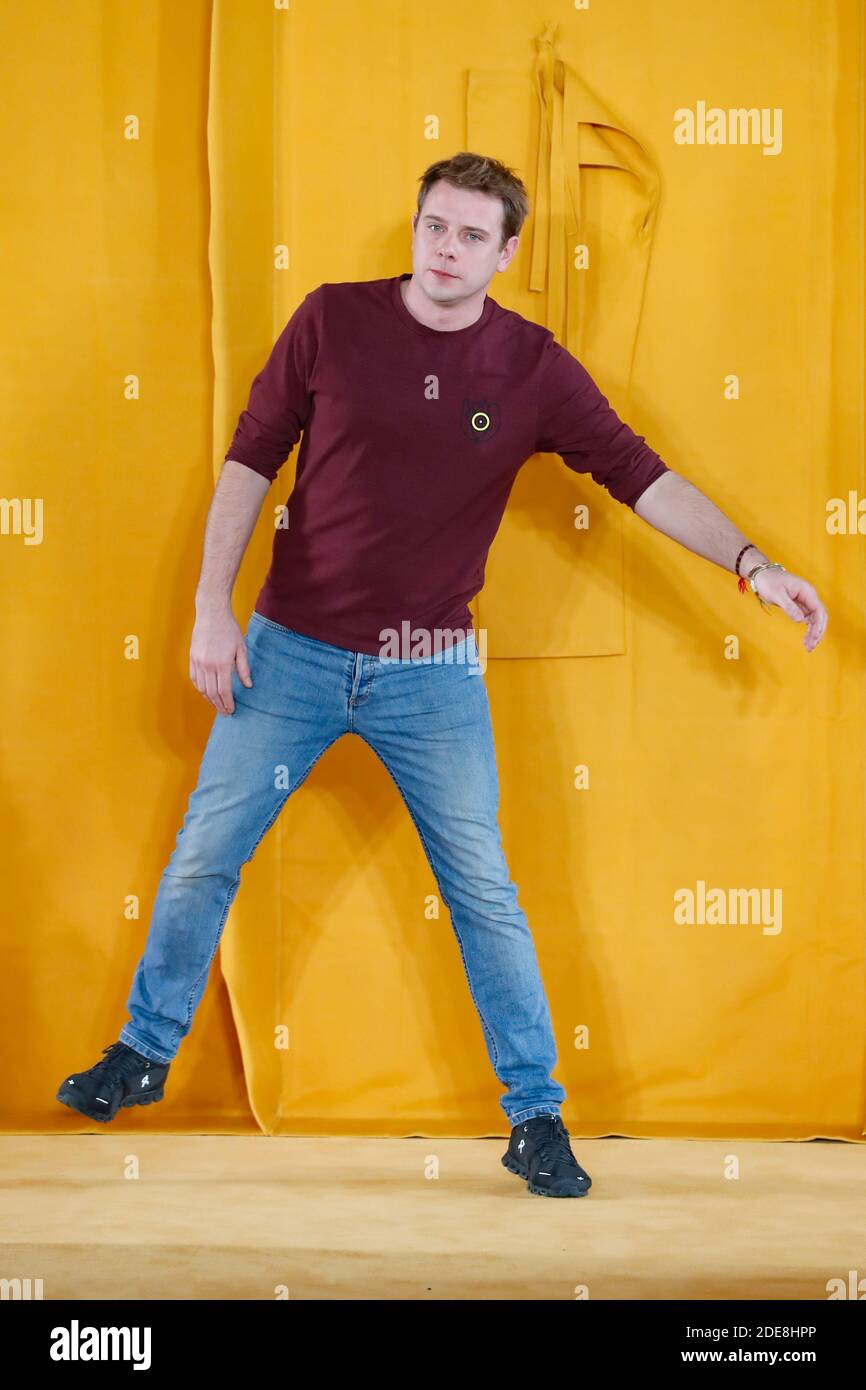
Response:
[202,668,218,710]
[235,641,253,688]
[793,585,827,636]
[217,666,236,716]
[806,601,828,637]
[805,611,828,649]
[204,668,230,716]
[214,669,234,716]
[813,612,829,644]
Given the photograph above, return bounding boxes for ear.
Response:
[498,234,519,269]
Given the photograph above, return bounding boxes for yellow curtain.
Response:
[7,0,864,1141]
[4,0,255,1133]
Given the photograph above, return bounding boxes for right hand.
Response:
[189,607,253,716]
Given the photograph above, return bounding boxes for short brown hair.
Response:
[415,151,530,249]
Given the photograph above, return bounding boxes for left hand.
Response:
[752,569,828,652]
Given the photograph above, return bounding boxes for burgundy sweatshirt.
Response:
[223,273,669,655]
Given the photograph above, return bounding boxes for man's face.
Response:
[410,179,518,303]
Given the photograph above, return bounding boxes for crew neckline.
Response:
[390,272,496,339]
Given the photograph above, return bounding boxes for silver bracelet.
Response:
[748,561,786,594]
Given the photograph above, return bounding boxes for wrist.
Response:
[745,557,772,582]
[735,543,770,576]
[195,591,232,616]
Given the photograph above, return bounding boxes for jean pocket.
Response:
[249,611,297,639]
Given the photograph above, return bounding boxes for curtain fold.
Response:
[467,21,661,656]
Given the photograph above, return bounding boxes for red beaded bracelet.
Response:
[735,544,786,611]
[735,543,759,583]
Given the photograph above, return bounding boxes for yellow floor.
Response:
[2,1136,862,1300]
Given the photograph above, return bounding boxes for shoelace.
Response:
[529,1117,585,1174]
[95,1043,147,1091]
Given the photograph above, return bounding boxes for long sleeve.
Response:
[535,334,669,509]
[223,286,322,483]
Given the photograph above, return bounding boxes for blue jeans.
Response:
[119,611,566,1126]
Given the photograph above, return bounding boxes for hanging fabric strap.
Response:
[528,20,660,392]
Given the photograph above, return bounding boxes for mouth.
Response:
[430,269,457,280]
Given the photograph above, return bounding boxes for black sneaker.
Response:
[501,1114,592,1197]
[56,1042,170,1123]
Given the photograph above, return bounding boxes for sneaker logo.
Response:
[96,1097,109,1104]
[517,1139,525,1154]
[67,1079,74,1085]
[141,1074,149,1088]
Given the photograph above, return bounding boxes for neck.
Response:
[401,273,487,332]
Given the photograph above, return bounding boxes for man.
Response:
[57,152,827,1199]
